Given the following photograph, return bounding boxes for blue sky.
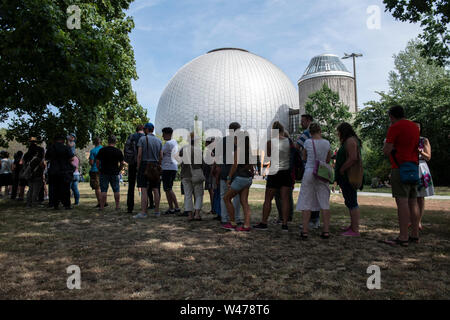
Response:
[126,0,422,122]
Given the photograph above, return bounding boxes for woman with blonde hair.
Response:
[296,122,332,239]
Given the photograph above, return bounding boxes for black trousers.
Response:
[10,172,20,199]
[127,163,137,212]
[48,174,70,208]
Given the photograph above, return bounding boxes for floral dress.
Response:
[417,137,434,197]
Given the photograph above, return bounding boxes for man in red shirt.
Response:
[382,105,420,246]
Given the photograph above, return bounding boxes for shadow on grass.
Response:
[0,184,449,300]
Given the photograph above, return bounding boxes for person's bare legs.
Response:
[114,192,120,209]
[302,210,311,234]
[417,197,425,229]
[95,188,101,205]
[239,188,251,228]
[409,198,420,239]
[321,209,331,233]
[280,186,290,225]
[350,208,360,233]
[152,188,160,213]
[140,187,148,214]
[261,188,277,224]
[224,189,239,223]
[18,186,25,199]
[209,188,214,213]
[100,192,107,211]
[167,189,179,210]
[395,198,410,241]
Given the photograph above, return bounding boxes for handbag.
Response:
[144,135,161,182]
[312,139,334,183]
[190,165,205,184]
[391,150,419,184]
[346,139,364,190]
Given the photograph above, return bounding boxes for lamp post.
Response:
[342,53,362,113]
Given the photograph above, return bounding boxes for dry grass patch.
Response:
[0,182,449,299]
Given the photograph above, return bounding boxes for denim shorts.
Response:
[100,174,120,193]
[339,178,359,210]
[230,176,252,192]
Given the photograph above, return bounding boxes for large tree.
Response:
[383,0,450,66]
[356,40,450,185]
[304,83,352,149]
[0,0,148,148]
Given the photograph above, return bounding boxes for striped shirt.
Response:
[296,129,311,150]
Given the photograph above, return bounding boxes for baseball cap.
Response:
[144,123,154,130]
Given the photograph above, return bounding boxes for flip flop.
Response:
[379,237,409,247]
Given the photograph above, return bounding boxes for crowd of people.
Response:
[0,105,434,245]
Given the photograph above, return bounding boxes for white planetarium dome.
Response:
[155,48,299,134]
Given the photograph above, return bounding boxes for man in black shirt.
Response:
[96,135,124,211]
[45,135,74,210]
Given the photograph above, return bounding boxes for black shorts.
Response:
[339,178,359,210]
[266,170,293,189]
[137,161,160,189]
[162,170,177,191]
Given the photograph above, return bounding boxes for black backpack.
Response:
[290,141,304,181]
[124,133,138,164]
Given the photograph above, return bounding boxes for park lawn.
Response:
[0,182,449,300]
[253,179,450,196]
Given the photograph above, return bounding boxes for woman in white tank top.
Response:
[253,121,293,232]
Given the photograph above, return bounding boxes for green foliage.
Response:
[305,83,352,149]
[0,0,148,148]
[356,40,450,185]
[383,0,450,66]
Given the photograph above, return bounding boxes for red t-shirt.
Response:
[386,119,420,169]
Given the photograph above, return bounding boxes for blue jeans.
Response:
[220,179,241,224]
[70,174,80,205]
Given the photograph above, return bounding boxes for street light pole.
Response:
[342,53,362,113]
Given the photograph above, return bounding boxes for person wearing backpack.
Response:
[124,124,145,214]
[45,134,75,210]
[134,123,163,219]
[381,105,420,247]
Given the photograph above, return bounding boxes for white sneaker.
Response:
[133,213,148,219]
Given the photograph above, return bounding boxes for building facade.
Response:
[298,53,356,114]
[155,48,299,136]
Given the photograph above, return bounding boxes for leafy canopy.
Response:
[304,83,352,149]
[0,0,148,148]
[383,0,450,66]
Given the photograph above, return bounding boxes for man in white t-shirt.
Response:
[161,127,180,215]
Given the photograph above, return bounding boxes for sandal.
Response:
[320,232,330,239]
[379,237,409,247]
[300,232,308,240]
[193,216,202,221]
